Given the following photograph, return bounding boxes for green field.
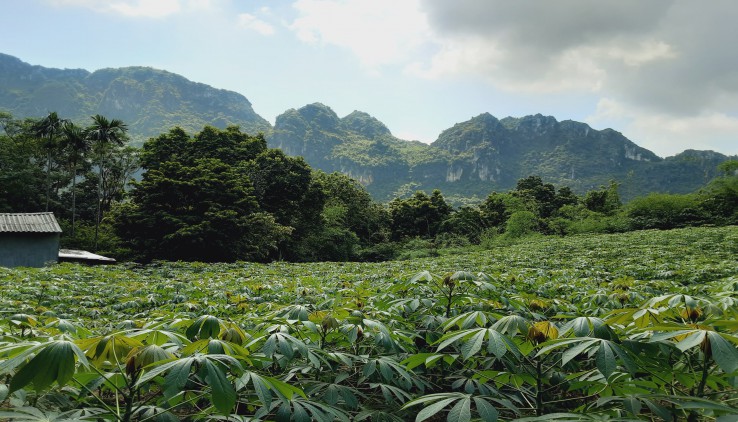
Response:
[1,226,738,421]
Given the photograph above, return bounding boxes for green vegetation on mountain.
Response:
[270,105,735,202]
[0,53,270,144]
[2,52,736,204]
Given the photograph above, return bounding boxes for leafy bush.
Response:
[504,210,539,238]
[627,193,707,230]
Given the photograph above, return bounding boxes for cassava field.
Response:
[1,226,738,421]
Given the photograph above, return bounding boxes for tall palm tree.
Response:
[61,122,90,237]
[86,115,128,251]
[32,112,66,211]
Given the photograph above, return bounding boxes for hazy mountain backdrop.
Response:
[1,53,733,201]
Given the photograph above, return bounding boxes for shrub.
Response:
[504,210,539,238]
[627,193,706,230]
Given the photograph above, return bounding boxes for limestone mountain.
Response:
[271,105,733,201]
[0,53,270,143]
[429,113,661,194]
[2,52,733,202]
[270,103,432,198]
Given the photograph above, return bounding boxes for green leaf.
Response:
[186,315,222,340]
[410,271,436,283]
[461,330,486,359]
[446,397,471,422]
[204,359,236,414]
[486,330,510,358]
[9,341,80,393]
[595,341,617,380]
[437,329,476,352]
[707,331,738,374]
[158,358,194,400]
[561,339,598,366]
[675,331,706,352]
[242,372,272,407]
[473,397,499,422]
[289,402,309,422]
[402,353,437,371]
[623,396,641,416]
[266,375,306,400]
[415,398,457,422]
[492,315,529,337]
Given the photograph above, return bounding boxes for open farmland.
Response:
[1,226,738,421]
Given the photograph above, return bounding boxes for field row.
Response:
[0,227,737,421]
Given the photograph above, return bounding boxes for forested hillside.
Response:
[270,104,734,201]
[0,53,270,143]
[1,53,735,202]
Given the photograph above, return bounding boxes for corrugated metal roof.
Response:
[59,249,116,263]
[0,212,62,233]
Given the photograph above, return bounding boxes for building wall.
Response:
[0,233,60,268]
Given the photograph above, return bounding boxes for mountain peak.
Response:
[341,110,392,138]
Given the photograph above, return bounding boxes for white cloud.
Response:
[237,13,275,36]
[109,0,181,18]
[409,2,684,95]
[407,37,607,94]
[47,0,216,18]
[289,0,431,70]
[589,98,738,157]
[602,40,677,67]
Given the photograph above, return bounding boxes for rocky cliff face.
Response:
[426,113,665,194]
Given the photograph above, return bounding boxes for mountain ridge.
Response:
[1,52,734,201]
[0,53,270,141]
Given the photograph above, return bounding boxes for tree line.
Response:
[1,111,736,262]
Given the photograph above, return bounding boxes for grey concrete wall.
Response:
[0,234,60,268]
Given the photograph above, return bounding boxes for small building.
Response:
[0,212,62,268]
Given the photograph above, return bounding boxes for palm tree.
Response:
[32,112,66,211]
[61,122,90,237]
[86,115,128,251]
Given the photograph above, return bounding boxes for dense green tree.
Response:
[313,171,390,244]
[480,192,512,228]
[32,112,66,211]
[513,175,557,218]
[583,181,621,215]
[299,204,361,261]
[439,205,486,243]
[627,193,705,230]
[115,158,290,262]
[554,186,580,209]
[0,114,45,212]
[699,161,738,224]
[242,149,325,259]
[86,115,128,250]
[141,125,267,171]
[389,190,452,239]
[190,125,267,165]
[504,210,540,238]
[60,122,91,236]
[139,127,190,170]
[118,126,325,262]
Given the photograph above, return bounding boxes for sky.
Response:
[1,0,737,158]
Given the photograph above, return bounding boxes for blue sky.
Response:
[2,0,737,157]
